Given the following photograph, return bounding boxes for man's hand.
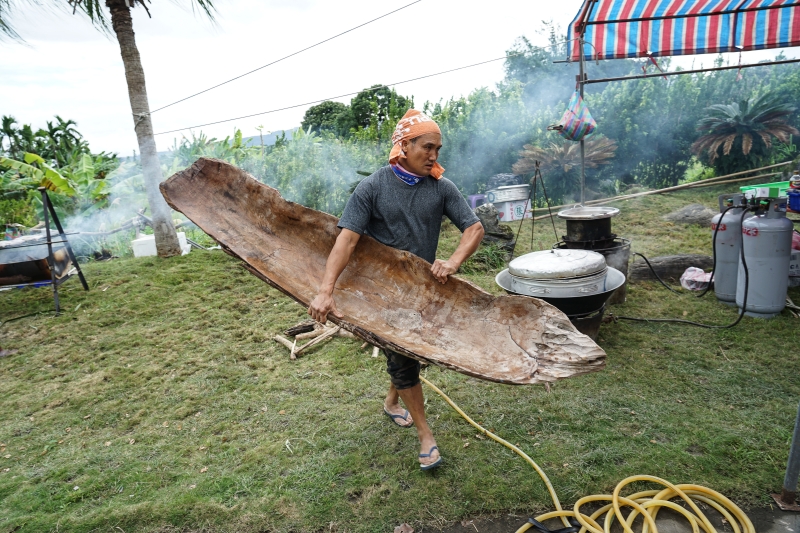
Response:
[431,259,459,284]
[430,221,484,284]
[308,292,343,324]
[306,228,360,324]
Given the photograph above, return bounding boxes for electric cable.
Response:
[630,204,739,296]
[630,252,682,294]
[419,375,756,533]
[153,38,580,136]
[153,56,508,136]
[609,207,753,329]
[148,0,422,115]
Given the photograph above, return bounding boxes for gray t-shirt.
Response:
[338,166,480,263]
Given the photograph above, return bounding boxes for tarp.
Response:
[569,0,800,61]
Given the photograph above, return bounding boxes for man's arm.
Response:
[308,228,361,323]
[431,221,485,284]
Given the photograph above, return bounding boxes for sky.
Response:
[1,0,795,155]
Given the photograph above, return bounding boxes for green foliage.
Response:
[301,101,350,136]
[503,26,636,107]
[0,197,37,226]
[459,243,508,274]
[691,93,799,175]
[1,115,91,168]
[170,129,253,167]
[0,152,76,196]
[250,128,384,216]
[428,84,536,195]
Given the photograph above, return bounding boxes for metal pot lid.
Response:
[494,184,530,190]
[557,206,620,220]
[508,249,607,280]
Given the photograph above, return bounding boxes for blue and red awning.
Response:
[568,0,800,61]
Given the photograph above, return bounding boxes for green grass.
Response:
[1,185,799,532]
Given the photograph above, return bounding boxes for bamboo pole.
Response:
[528,160,794,217]
[530,171,785,222]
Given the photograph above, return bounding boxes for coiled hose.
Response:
[420,376,755,533]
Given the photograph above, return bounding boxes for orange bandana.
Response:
[389,109,445,179]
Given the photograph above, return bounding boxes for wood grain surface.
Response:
[160,158,606,385]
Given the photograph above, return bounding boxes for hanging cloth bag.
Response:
[548,90,596,141]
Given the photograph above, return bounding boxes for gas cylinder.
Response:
[712,193,750,305]
[735,198,794,318]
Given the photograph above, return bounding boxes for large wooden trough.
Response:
[160,158,606,385]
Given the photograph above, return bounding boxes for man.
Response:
[308,109,485,471]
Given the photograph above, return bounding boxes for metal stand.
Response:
[38,187,89,313]
[510,161,560,260]
[578,38,587,207]
[772,400,800,511]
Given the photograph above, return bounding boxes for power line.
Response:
[153,56,507,136]
[152,38,578,137]
[148,0,422,115]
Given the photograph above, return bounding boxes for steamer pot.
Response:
[495,267,626,316]
[508,249,607,279]
[509,269,608,297]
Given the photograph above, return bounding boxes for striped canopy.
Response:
[568,0,800,61]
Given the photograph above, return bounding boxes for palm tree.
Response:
[0,0,216,257]
[512,136,617,202]
[691,93,799,175]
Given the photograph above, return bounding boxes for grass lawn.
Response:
[1,184,799,533]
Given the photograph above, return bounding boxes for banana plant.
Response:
[0,152,76,196]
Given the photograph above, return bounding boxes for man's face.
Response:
[401,132,442,176]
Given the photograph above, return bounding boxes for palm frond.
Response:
[0,0,22,41]
[706,137,728,162]
[721,134,737,156]
[741,133,753,155]
[755,131,772,150]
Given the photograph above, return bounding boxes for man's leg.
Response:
[395,383,439,467]
[384,349,440,467]
[384,383,414,426]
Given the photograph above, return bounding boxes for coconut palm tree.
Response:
[0,0,216,257]
[512,136,617,202]
[691,93,799,175]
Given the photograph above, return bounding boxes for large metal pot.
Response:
[557,206,620,243]
[496,267,626,316]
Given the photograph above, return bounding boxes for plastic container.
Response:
[132,232,191,257]
[740,181,789,199]
[788,190,800,212]
[485,185,530,203]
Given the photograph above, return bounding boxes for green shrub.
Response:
[0,198,38,227]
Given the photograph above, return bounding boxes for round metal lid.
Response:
[508,249,607,280]
[557,206,620,220]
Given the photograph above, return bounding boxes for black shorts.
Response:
[384,348,420,390]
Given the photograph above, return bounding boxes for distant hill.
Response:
[242,128,299,148]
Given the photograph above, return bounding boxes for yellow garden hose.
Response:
[419,376,756,533]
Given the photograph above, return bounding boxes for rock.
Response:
[474,203,515,254]
[629,254,713,282]
[663,204,717,226]
[474,203,513,239]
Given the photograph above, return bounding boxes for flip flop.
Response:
[384,407,414,428]
[419,446,443,471]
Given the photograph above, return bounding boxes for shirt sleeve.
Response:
[441,179,480,232]
[337,179,373,235]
